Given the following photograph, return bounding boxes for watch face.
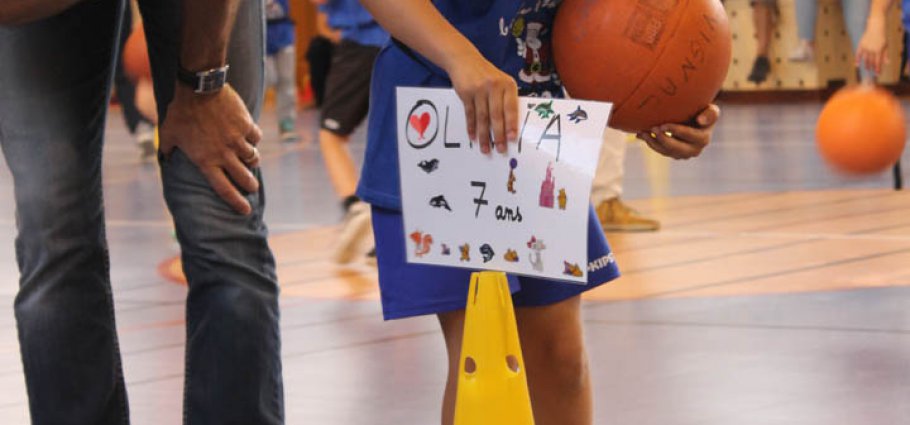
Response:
[195,66,229,94]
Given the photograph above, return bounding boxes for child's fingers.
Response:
[878,51,889,75]
[503,84,518,143]
[660,124,708,150]
[637,132,672,158]
[695,104,720,127]
[488,86,507,154]
[474,94,492,154]
[462,94,477,144]
[652,128,703,159]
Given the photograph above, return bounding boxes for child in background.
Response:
[265,0,300,143]
[791,0,873,82]
[857,0,904,75]
[747,0,777,85]
[356,0,721,424]
[310,0,388,264]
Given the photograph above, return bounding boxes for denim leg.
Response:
[0,0,129,424]
[795,0,817,41]
[841,0,873,81]
[139,0,283,423]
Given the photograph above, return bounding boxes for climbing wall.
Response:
[724,0,904,91]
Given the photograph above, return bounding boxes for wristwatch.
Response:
[177,64,230,94]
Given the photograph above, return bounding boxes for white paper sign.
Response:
[397,87,612,283]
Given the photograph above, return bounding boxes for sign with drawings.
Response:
[397,87,612,283]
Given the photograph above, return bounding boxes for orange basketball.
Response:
[553,0,732,132]
[124,24,151,82]
[816,85,906,175]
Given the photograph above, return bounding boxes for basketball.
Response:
[124,24,151,82]
[552,0,732,132]
[816,85,906,175]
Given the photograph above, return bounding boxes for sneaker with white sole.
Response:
[788,39,814,62]
[279,118,300,143]
[333,201,373,264]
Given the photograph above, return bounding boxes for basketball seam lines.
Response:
[612,0,692,124]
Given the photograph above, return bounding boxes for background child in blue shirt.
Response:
[310,0,388,264]
[357,1,720,423]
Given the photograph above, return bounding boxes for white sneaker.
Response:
[788,40,814,62]
[135,122,156,160]
[332,201,373,264]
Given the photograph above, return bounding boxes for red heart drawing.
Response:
[409,112,431,139]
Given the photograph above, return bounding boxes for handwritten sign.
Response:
[397,87,611,283]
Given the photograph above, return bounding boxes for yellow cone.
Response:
[454,271,535,425]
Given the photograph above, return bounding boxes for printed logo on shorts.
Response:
[587,253,616,273]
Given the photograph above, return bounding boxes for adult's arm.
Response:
[0,0,83,25]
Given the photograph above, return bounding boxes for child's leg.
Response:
[319,129,359,197]
[841,0,873,81]
[795,0,817,42]
[437,296,591,425]
[438,310,466,425]
[753,2,774,58]
[275,45,298,127]
[516,296,592,425]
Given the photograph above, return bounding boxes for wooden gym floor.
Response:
[0,101,907,424]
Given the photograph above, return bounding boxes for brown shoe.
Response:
[596,198,660,232]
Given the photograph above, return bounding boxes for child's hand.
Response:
[447,54,519,155]
[636,104,720,160]
[856,18,889,75]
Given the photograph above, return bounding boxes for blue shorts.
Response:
[372,206,621,320]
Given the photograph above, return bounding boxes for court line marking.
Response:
[657,229,910,242]
[584,319,910,335]
[640,247,910,299]
[667,191,896,228]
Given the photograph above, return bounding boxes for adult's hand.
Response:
[637,104,720,160]
[159,84,262,215]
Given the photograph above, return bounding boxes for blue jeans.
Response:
[0,0,284,424]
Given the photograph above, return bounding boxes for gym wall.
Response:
[723,0,904,91]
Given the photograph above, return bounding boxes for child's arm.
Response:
[857,0,896,75]
[359,0,518,155]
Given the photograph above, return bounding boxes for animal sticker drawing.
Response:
[429,195,452,211]
[418,159,440,173]
[459,243,471,262]
[504,249,519,262]
[480,244,495,263]
[527,236,546,272]
[568,106,588,124]
[410,231,433,257]
[507,158,518,194]
[563,261,583,277]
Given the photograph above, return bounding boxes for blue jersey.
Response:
[320,0,389,47]
[265,0,295,55]
[357,0,563,210]
[904,0,910,37]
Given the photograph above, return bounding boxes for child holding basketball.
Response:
[856,0,904,75]
[357,1,720,424]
